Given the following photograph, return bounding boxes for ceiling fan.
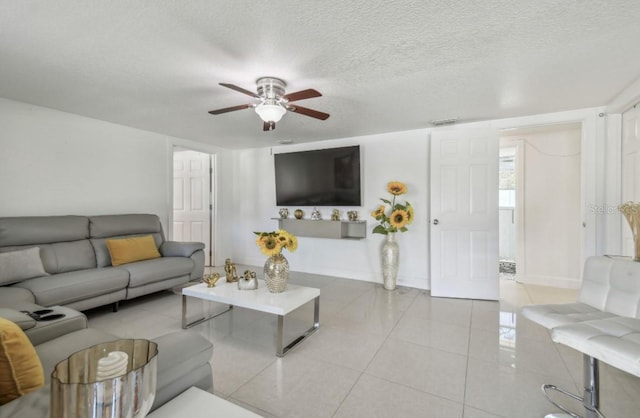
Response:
[208,77,330,131]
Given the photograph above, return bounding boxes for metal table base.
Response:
[182,294,320,357]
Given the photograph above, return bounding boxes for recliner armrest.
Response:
[0,307,36,331]
[159,241,205,258]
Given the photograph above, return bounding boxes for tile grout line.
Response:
[331,286,417,417]
[461,300,474,418]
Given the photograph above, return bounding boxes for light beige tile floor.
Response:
[84,268,640,418]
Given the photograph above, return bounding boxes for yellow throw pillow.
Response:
[106,235,161,266]
[0,317,45,405]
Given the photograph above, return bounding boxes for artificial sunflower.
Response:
[371,205,385,219]
[277,229,298,252]
[259,235,281,257]
[371,181,413,234]
[286,234,298,252]
[406,204,414,225]
[254,229,298,256]
[390,209,409,229]
[387,181,407,196]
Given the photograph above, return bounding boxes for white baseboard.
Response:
[517,274,581,289]
[236,256,430,290]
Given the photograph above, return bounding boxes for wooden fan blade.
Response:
[219,83,260,98]
[287,105,330,120]
[282,89,322,102]
[208,104,251,115]
[263,121,276,131]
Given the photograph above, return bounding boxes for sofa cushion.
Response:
[0,216,88,247]
[91,234,164,268]
[117,257,194,288]
[106,235,161,266]
[0,318,44,405]
[39,240,97,274]
[1,240,97,276]
[0,248,49,286]
[35,328,118,383]
[89,214,164,239]
[12,268,129,307]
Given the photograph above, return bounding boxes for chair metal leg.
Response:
[582,355,603,418]
[542,384,583,418]
[541,355,605,418]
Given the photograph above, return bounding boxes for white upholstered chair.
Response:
[522,256,640,418]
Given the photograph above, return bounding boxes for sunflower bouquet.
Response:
[619,201,640,261]
[371,181,414,234]
[254,229,298,257]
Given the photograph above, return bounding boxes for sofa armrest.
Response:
[0,307,36,331]
[160,241,205,258]
[0,286,36,308]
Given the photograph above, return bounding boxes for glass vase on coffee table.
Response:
[51,339,158,418]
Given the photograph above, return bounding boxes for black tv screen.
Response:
[274,145,361,206]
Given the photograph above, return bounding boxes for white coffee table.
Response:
[182,280,320,357]
[148,386,262,417]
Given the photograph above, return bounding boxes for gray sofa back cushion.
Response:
[0,241,97,275]
[40,241,97,273]
[89,214,165,267]
[0,216,89,246]
[89,214,165,239]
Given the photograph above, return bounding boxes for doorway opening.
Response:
[499,147,516,281]
[499,123,582,288]
[172,147,214,267]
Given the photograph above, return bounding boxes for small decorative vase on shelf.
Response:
[264,253,289,293]
[381,233,399,290]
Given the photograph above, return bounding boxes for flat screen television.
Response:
[274,145,361,206]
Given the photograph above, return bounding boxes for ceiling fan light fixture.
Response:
[255,102,286,122]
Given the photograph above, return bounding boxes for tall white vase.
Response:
[381,233,399,290]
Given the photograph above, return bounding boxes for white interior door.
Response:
[173,149,212,266]
[430,127,499,300]
[622,105,640,255]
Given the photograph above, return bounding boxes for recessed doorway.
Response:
[499,147,516,281]
[499,123,582,288]
[172,147,214,266]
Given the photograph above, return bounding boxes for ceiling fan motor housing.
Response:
[256,77,286,100]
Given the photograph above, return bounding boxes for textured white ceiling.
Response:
[1,1,639,149]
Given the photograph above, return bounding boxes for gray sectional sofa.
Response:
[0,213,213,417]
[0,213,205,311]
[0,307,214,418]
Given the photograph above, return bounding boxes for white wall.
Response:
[0,95,611,289]
[0,98,236,247]
[231,130,430,289]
